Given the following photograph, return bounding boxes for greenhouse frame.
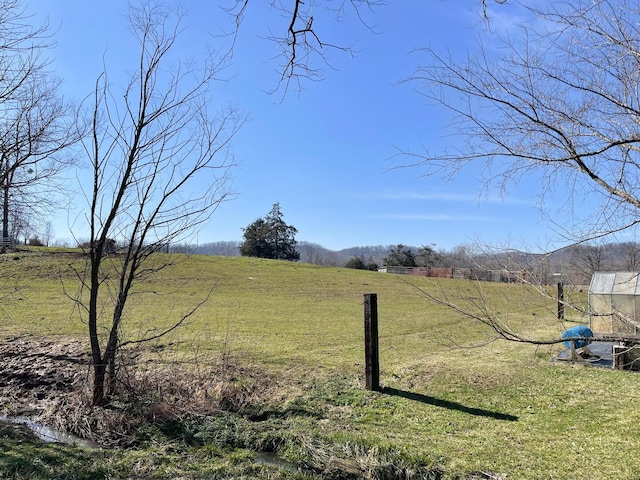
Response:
[589,272,640,335]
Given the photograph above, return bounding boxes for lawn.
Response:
[0,248,638,479]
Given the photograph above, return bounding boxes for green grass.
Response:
[2,247,639,479]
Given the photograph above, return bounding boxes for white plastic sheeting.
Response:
[589,272,640,335]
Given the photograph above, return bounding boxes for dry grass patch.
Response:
[0,335,301,449]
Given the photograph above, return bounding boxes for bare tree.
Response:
[572,243,610,283]
[0,76,79,245]
[619,241,640,271]
[298,241,326,264]
[399,0,640,344]
[0,1,77,246]
[42,221,54,247]
[408,0,640,246]
[447,244,476,269]
[73,1,242,406]
[0,0,50,105]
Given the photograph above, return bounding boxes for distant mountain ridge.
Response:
[170,240,640,286]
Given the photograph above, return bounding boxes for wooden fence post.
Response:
[364,293,380,391]
[557,282,564,320]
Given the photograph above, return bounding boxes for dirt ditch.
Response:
[0,335,90,417]
[0,334,291,447]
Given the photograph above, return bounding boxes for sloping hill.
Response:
[4,248,640,479]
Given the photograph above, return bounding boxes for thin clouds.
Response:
[369,213,495,222]
[379,191,535,206]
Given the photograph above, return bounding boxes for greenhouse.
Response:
[589,271,640,336]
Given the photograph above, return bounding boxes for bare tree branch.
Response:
[221,0,518,96]
[225,0,386,96]
[403,0,640,246]
[76,1,243,406]
[396,274,589,347]
[0,0,78,245]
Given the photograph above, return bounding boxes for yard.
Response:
[0,249,637,479]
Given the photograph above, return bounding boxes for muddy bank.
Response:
[0,335,288,447]
[0,335,90,416]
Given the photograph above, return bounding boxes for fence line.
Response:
[379,266,526,284]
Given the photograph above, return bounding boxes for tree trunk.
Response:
[107,349,117,396]
[2,156,9,245]
[2,182,8,244]
[92,361,106,406]
[89,244,105,406]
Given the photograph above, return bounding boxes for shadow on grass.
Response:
[382,387,518,422]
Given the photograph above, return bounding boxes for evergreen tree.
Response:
[383,244,416,267]
[416,244,441,268]
[239,218,272,258]
[345,257,366,269]
[345,256,379,271]
[240,203,300,261]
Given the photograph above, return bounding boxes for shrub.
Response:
[27,236,44,246]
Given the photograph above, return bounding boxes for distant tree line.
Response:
[344,244,441,271]
[172,224,640,286]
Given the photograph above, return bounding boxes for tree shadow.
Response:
[382,387,518,422]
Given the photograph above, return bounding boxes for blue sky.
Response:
[25,0,561,252]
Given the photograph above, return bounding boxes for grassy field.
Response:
[1,248,639,479]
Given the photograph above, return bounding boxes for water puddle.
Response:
[254,451,299,472]
[0,416,100,448]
